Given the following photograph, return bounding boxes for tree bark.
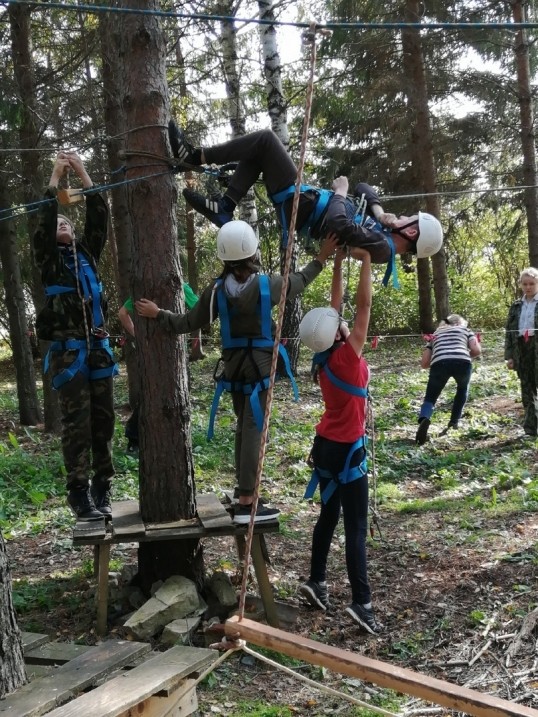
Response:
[99,10,139,409]
[402,0,448,328]
[7,3,45,426]
[0,530,26,697]
[119,0,202,592]
[512,0,538,267]
[0,176,42,425]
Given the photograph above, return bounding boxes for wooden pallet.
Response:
[72,493,280,635]
[3,633,216,717]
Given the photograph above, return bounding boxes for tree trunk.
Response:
[402,0,448,326]
[99,10,139,409]
[512,0,538,266]
[119,0,202,593]
[258,0,301,370]
[7,3,47,426]
[0,177,42,425]
[0,530,26,697]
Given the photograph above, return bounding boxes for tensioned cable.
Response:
[4,0,538,30]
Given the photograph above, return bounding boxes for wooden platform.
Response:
[3,632,216,717]
[72,493,280,635]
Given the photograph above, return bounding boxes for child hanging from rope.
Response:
[297,243,380,634]
[169,122,443,286]
[136,221,338,525]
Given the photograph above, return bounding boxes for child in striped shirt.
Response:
[416,315,481,445]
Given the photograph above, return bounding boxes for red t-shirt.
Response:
[316,341,369,442]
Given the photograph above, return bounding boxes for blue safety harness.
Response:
[43,249,118,388]
[207,275,299,439]
[270,185,399,288]
[304,347,369,503]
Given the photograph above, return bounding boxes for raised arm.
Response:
[346,247,372,357]
[330,243,346,312]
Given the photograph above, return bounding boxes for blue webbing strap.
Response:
[323,364,368,397]
[44,251,106,327]
[45,338,118,389]
[304,436,368,503]
[270,184,332,248]
[382,236,401,289]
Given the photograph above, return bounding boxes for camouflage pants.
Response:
[517,336,537,435]
[50,348,116,490]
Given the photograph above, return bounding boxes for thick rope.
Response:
[237,23,324,621]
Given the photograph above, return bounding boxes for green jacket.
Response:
[33,187,109,341]
[504,297,538,372]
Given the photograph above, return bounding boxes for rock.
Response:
[161,616,202,646]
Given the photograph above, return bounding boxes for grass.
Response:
[1,335,538,714]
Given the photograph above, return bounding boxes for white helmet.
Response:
[299,307,340,353]
[416,212,443,259]
[217,220,259,261]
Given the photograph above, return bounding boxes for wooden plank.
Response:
[21,632,50,654]
[73,518,106,541]
[116,679,198,717]
[196,493,233,529]
[225,617,538,717]
[145,517,198,531]
[0,639,151,717]
[43,647,215,717]
[25,642,93,665]
[110,500,145,538]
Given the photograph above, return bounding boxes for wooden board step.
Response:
[110,500,145,539]
[0,639,151,717]
[21,632,50,655]
[196,493,233,530]
[25,642,94,665]
[42,645,217,717]
[73,518,106,541]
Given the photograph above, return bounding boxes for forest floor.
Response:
[2,336,538,717]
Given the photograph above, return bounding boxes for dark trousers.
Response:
[204,130,298,204]
[517,336,537,434]
[231,389,268,497]
[309,435,371,605]
[419,359,472,424]
[51,349,115,491]
[125,404,139,444]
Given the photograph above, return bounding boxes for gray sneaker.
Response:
[299,580,330,610]
[346,603,381,634]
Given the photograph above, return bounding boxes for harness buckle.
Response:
[212,358,225,383]
[92,327,109,339]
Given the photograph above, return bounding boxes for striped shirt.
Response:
[427,326,475,366]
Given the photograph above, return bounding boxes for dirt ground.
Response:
[4,379,538,715]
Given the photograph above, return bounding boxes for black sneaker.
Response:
[67,487,104,521]
[447,420,459,430]
[298,580,330,610]
[233,503,280,525]
[168,119,200,165]
[183,188,234,228]
[91,485,112,518]
[415,417,430,445]
[345,603,381,634]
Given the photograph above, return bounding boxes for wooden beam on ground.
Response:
[225,617,538,717]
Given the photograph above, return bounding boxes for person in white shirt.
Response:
[505,267,538,437]
[416,314,482,444]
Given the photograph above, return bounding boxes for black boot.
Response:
[91,484,113,519]
[67,487,104,521]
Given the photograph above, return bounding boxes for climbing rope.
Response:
[237,22,329,621]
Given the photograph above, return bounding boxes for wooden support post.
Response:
[250,535,279,628]
[96,543,111,637]
[225,617,538,717]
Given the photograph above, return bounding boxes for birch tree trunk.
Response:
[217,0,258,227]
[258,0,301,371]
[402,0,448,328]
[119,0,202,592]
[0,530,26,697]
[512,0,538,267]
